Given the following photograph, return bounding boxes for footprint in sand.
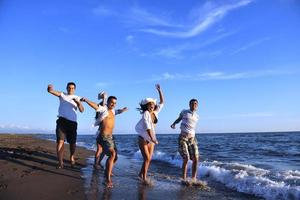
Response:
[0,183,8,190]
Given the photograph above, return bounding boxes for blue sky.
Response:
[0,0,299,134]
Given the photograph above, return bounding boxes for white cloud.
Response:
[231,37,271,55]
[126,35,134,43]
[92,6,116,16]
[203,112,275,120]
[140,0,253,38]
[96,82,111,87]
[128,7,182,28]
[151,31,235,59]
[147,69,295,82]
[0,124,30,130]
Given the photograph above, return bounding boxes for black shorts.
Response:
[56,117,77,144]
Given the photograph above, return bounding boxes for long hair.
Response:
[137,103,158,124]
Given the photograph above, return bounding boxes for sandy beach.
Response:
[0,134,263,200]
[0,134,93,200]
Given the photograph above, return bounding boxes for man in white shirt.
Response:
[47,82,84,169]
[171,99,200,184]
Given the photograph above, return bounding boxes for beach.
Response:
[2,133,299,200]
[0,134,93,200]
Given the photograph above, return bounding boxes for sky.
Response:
[0,0,299,134]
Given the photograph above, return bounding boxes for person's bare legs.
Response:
[182,158,188,180]
[56,140,64,168]
[94,143,103,169]
[104,148,116,188]
[70,143,76,167]
[138,139,154,182]
[191,156,198,181]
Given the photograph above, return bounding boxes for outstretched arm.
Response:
[170,115,182,129]
[156,84,164,104]
[118,107,128,114]
[73,98,84,113]
[81,97,99,110]
[47,84,61,97]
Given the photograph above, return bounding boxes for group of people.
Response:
[47,82,200,188]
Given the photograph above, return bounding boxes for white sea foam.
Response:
[200,163,298,199]
[132,150,300,200]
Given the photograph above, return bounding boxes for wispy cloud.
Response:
[0,124,30,130]
[145,69,295,82]
[231,37,271,55]
[126,35,134,44]
[92,6,116,16]
[127,7,182,28]
[203,112,275,120]
[96,82,111,88]
[140,0,253,38]
[150,31,236,59]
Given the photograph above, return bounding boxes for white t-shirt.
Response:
[94,105,122,127]
[179,109,199,137]
[58,92,81,122]
[135,104,164,143]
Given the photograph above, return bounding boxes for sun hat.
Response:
[140,98,157,105]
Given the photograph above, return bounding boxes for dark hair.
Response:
[67,82,76,89]
[107,96,117,103]
[137,104,148,114]
[189,99,198,105]
[136,103,158,124]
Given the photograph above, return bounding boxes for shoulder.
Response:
[180,109,188,115]
[97,105,107,112]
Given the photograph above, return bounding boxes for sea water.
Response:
[39,132,300,200]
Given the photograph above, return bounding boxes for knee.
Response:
[109,149,116,158]
[193,157,199,163]
[183,158,188,164]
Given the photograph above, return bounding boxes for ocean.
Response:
[38,132,300,200]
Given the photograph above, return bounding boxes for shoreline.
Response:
[0,133,263,200]
[0,134,93,200]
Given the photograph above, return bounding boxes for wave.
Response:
[133,150,300,200]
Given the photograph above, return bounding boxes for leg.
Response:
[69,143,76,167]
[138,138,153,181]
[191,138,199,181]
[56,140,64,168]
[178,136,189,180]
[105,148,116,188]
[182,158,188,180]
[94,143,103,169]
[191,157,198,180]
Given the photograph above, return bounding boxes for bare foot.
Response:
[181,179,191,186]
[70,160,76,168]
[93,164,102,170]
[103,180,113,188]
[56,163,64,169]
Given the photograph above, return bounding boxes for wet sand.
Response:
[0,134,93,200]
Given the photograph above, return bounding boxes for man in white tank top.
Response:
[171,99,200,184]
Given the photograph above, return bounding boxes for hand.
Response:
[73,98,80,105]
[170,124,176,129]
[155,84,161,91]
[80,97,86,102]
[47,84,53,92]
[101,92,107,99]
[153,139,159,145]
[122,107,128,112]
